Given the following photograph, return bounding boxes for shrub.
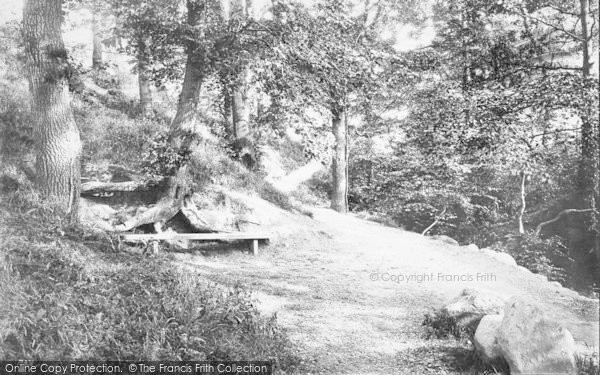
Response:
[576,353,600,375]
[422,310,469,341]
[502,235,573,285]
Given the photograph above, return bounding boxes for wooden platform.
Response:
[120,232,270,255]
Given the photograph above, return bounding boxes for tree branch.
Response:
[517,11,584,42]
[422,207,447,236]
[534,208,594,236]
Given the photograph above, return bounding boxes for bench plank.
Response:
[121,232,270,242]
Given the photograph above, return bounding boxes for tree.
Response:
[259,0,421,213]
[23,0,82,219]
[92,8,103,68]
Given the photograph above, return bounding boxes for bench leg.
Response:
[249,239,258,256]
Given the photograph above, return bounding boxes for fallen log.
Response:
[81,179,166,195]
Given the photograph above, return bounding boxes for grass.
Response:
[422,310,471,341]
[0,191,299,371]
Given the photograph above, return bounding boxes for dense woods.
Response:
[0,0,598,371]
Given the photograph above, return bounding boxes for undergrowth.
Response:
[0,192,299,371]
[422,310,470,341]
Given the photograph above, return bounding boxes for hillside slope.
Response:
[175,192,600,374]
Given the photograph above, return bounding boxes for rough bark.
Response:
[331,106,348,213]
[578,0,600,263]
[169,0,212,149]
[23,0,82,219]
[92,12,103,69]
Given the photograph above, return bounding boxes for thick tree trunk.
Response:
[331,106,348,213]
[138,59,153,117]
[169,1,212,149]
[23,0,82,219]
[578,0,600,264]
[92,12,103,69]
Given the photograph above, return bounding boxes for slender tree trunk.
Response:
[580,0,591,76]
[518,170,527,235]
[92,12,103,69]
[331,106,348,213]
[23,0,82,219]
[138,59,153,117]
[231,74,251,140]
[222,83,234,138]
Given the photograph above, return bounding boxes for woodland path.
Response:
[174,198,600,375]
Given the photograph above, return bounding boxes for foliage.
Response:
[141,130,192,178]
[75,101,165,168]
[0,195,299,369]
[576,353,600,375]
[501,235,574,284]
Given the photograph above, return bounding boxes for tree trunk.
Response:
[518,170,527,235]
[578,0,600,264]
[92,12,103,69]
[580,0,591,76]
[221,78,234,137]
[169,0,211,149]
[231,75,251,140]
[23,0,82,219]
[138,59,153,117]
[331,106,348,213]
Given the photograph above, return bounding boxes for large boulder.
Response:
[430,235,459,246]
[481,248,517,267]
[442,289,505,334]
[496,297,577,375]
[473,314,503,362]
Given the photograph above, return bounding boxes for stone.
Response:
[473,314,504,362]
[481,248,517,266]
[463,243,479,252]
[549,281,563,288]
[430,235,460,246]
[442,288,505,333]
[496,297,577,375]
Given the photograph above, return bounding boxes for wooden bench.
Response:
[120,232,270,255]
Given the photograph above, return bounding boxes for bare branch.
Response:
[534,209,594,236]
[517,11,584,42]
[422,207,447,236]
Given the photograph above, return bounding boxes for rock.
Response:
[481,248,517,266]
[549,281,563,288]
[462,243,479,252]
[496,297,577,375]
[442,288,505,333]
[81,198,117,220]
[533,273,548,282]
[473,314,504,362]
[430,235,459,246]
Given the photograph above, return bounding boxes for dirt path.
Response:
[174,201,599,375]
